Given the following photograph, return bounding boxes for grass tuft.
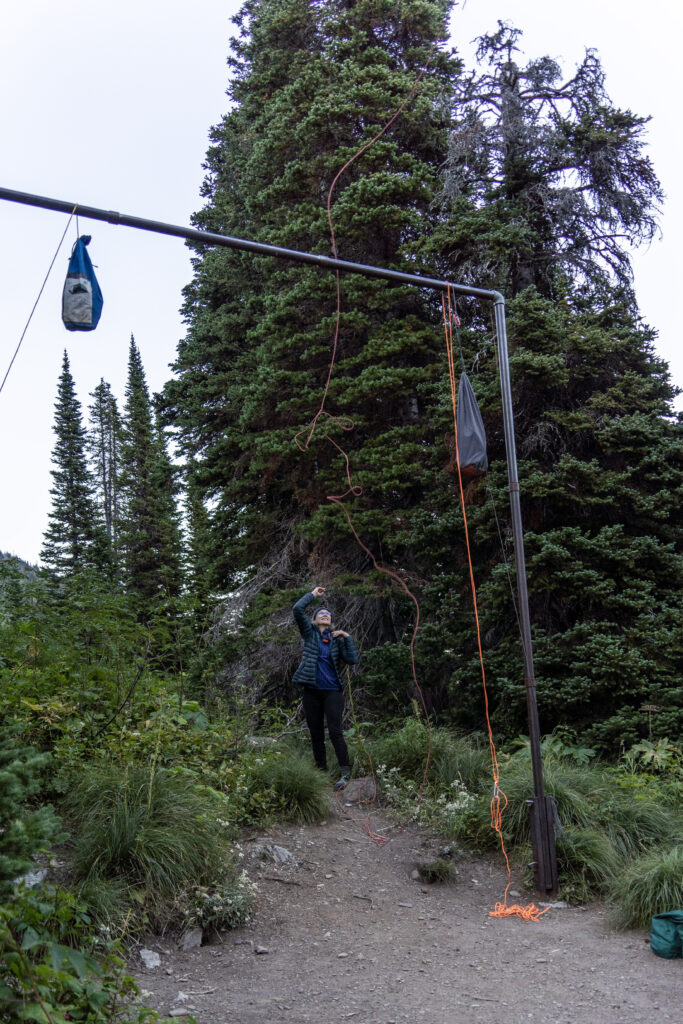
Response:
[65,763,241,931]
[251,751,329,824]
[417,859,457,884]
[608,845,683,930]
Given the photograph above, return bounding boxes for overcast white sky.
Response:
[1,1,680,564]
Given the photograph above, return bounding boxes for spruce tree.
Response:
[120,337,182,621]
[87,379,122,556]
[426,25,682,748]
[437,22,663,299]
[165,0,459,682]
[41,352,103,577]
[164,6,681,748]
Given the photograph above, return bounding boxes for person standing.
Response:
[292,586,359,789]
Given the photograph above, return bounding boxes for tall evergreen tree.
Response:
[87,379,122,554]
[165,0,459,668]
[41,352,103,577]
[425,25,683,747]
[437,21,663,298]
[120,337,182,620]
[164,5,681,748]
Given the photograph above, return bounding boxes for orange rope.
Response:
[441,291,548,923]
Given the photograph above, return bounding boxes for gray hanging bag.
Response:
[457,372,488,477]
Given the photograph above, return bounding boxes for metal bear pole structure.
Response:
[0,184,558,893]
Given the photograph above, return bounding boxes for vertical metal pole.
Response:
[493,298,558,894]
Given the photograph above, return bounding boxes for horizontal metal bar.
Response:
[0,185,502,303]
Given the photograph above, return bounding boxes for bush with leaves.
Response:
[0,727,158,1023]
[0,885,158,1024]
[363,719,682,917]
[64,762,250,935]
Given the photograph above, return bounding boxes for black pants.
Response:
[302,687,350,771]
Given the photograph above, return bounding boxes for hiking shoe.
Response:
[333,773,350,791]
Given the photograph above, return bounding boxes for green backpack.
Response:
[650,911,683,959]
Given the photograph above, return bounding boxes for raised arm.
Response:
[292,590,318,638]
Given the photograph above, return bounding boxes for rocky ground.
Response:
[131,788,681,1024]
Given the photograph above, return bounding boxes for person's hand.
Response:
[311,586,325,598]
[332,629,349,638]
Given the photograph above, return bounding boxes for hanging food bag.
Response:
[456,371,488,476]
[62,235,103,331]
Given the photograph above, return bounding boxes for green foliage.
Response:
[367,719,681,919]
[368,716,490,792]
[0,725,62,896]
[247,750,330,824]
[87,378,123,573]
[554,828,623,902]
[608,846,683,930]
[0,885,158,1023]
[64,763,243,933]
[180,871,257,933]
[441,22,662,295]
[623,738,682,775]
[40,351,107,578]
[417,858,456,884]
[118,337,183,627]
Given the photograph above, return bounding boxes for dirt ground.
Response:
[132,789,681,1024]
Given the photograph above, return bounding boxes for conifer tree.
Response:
[184,469,214,618]
[165,5,681,747]
[165,0,459,659]
[427,25,683,747]
[41,352,103,577]
[120,337,182,620]
[438,22,663,298]
[87,379,122,555]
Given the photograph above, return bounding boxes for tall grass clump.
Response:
[250,750,329,824]
[65,763,245,931]
[442,740,681,910]
[609,846,683,930]
[368,717,489,790]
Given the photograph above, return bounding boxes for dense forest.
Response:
[1,2,681,1019]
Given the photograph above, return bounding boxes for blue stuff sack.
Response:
[650,911,683,959]
[62,235,103,331]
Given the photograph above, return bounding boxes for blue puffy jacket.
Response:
[292,592,359,686]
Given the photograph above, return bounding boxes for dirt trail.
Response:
[133,794,680,1024]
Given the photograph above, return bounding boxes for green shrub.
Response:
[180,870,257,932]
[368,717,490,792]
[609,845,683,930]
[555,827,622,902]
[601,791,679,859]
[0,884,157,1023]
[65,763,242,932]
[434,740,680,911]
[0,724,63,895]
[250,751,329,824]
[369,717,433,778]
